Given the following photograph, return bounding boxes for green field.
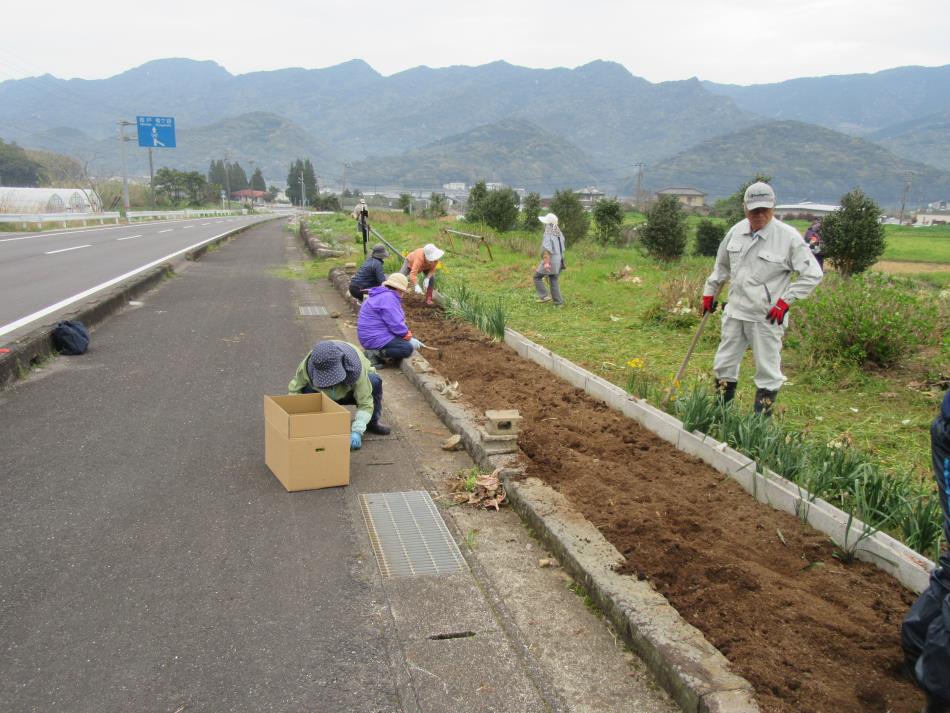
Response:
[307,212,949,478]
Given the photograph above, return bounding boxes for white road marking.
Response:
[117,235,143,241]
[183,225,194,229]
[158,229,174,233]
[0,227,247,337]
[45,245,91,255]
[201,222,210,225]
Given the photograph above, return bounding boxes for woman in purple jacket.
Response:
[357,272,423,366]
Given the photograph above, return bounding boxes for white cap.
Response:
[743,182,775,210]
[538,213,559,225]
[423,243,444,262]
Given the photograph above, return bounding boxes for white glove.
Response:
[414,284,424,295]
[422,277,430,290]
[409,337,424,351]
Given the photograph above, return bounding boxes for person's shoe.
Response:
[366,421,391,436]
[363,349,384,368]
[537,295,552,303]
[717,379,737,404]
[754,388,778,416]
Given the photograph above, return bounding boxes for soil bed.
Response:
[403,299,924,713]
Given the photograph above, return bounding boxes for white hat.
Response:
[743,182,775,210]
[359,198,366,204]
[538,213,559,225]
[423,243,444,262]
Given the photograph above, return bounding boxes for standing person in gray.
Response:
[534,213,566,305]
[701,182,823,414]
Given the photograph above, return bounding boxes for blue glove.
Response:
[409,337,424,350]
[350,432,362,450]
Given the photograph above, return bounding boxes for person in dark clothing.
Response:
[902,387,950,713]
[352,199,370,256]
[804,219,824,270]
[348,244,389,301]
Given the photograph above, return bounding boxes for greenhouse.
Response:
[0,187,102,213]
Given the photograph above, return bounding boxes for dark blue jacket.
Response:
[351,256,386,290]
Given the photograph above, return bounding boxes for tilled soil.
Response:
[405,300,924,713]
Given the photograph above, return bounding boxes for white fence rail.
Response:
[0,212,121,228]
[126,209,247,220]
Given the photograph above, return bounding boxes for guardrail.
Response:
[0,212,121,229]
[126,209,247,220]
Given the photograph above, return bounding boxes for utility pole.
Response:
[898,172,914,225]
[341,162,349,195]
[223,152,232,210]
[300,173,306,209]
[117,119,135,214]
[634,163,645,211]
[148,147,155,209]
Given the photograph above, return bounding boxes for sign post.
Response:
[136,116,176,209]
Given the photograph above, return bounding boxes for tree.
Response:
[286,160,303,205]
[820,189,886,277]
[548,189,589,246]
[426,192,447,218]
[479,188,520,231]
[695,219,726,257]
[250,167,266,192]
[714,174,772,227]
[312,192,342,211]
[227,162,248,192]
[398,193,412,214]
[153,167,185,203]
[182,171,208,205]
[303,160,318,197]
[266,184,280,203]
[641,195,688,261]
[521,192,542,231]
[593,197,624,245]
[466,181,487,222]
[208,160,226,186]
[0,138,44,186]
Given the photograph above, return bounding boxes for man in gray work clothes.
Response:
[701,182,823,414]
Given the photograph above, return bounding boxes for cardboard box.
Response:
[264,393,351,491]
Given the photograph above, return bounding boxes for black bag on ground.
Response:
[52,320,90,355]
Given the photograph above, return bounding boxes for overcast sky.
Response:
[1,0,948,85]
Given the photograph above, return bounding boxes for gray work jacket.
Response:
[703,217,823,322]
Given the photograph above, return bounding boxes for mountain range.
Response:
[2,58,950,205]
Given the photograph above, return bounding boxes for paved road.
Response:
[0,215,273,339]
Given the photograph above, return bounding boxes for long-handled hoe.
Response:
[661,290,722,410]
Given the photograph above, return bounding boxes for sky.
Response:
[1,0,949,85]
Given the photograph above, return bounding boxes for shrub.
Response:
[479,188,520,231]
[549,189,590,247]
[521,192,543,232]
[592,197,624,245]
[695,219,725,257]
[640,195,687,261]
[821,189,886,277]
[465,181,487,222]
[792,272,938,369]
[642,272,705,329]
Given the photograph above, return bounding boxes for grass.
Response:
[881,224,950,263]
[303,211,949,482]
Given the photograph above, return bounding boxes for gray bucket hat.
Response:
[307,341,363,388]
[371,244,389,260]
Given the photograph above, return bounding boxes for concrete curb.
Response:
[0,218,275,392]
[326,266,758,713]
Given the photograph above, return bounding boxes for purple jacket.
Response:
[357,286,410,349]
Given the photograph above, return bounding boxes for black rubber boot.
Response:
[716,380,737,404]
[754,388,779,416]
[366,421,391,436]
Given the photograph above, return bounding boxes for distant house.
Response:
[443,182,466,191]
[0,187,101,213]
[773,202,839,220]
[485,182,507,191]
[655,187,706,208]
[574,186,605,209]
[232,189,268,205]
[915,209,950,227]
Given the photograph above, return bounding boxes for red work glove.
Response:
[767,299,790,325]
[702,295,716,314]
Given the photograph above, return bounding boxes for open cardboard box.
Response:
[264,393,351,491]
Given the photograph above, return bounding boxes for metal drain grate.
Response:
[299,305,328,316]
[360,491,467,578]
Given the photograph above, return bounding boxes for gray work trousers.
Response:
[533,271,563,305]
[713,315,786,391]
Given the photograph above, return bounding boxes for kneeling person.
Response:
[288,340,390,450]
[349,244,389,302]
[357,272,423,366]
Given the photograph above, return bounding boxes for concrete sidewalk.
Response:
[0,220,676,712]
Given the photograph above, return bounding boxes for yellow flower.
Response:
[626,357,645,370]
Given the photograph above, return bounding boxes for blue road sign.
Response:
[136,116,176,148]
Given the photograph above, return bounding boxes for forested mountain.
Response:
[637,120,950,206]
[1,58,949,196]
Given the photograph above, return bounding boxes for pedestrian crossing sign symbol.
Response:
[136,116,176,148]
